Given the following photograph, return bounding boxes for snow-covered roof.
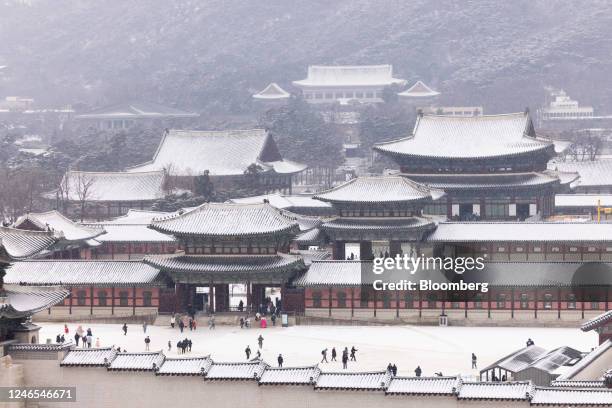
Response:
[144,254,304,278]
[551,160,612,188]
[258,366,321,385]
[5,260,162,287]
[0,226,59,260]
[204,361,268,380]
[229,193,333,211]
[322,217,435,233]
[554,340,612,381]
[108,352,165,371]
[550,380,606,388]
[522,347,583,374]
[530,387,612,405]
[89,224,176,243]
[54,170,165,202]
[374,112,555,160]
[0,285,68,319]
[252,83,290,100]
[150,203,300,237]
[61,348,118,367]
[313,176,444,204]
[457,381,533,400]
[426,222,612,242]
[128,129,306,176]
[386,376,461,395]
[481,346,548,374]
[156,357,213,376]
[398,81,440,98]
[314,371,392,390]
[293,65,406,88]
[13,210,104,242]
[581,310,612,332]
[555,194,612,208]
[101,209,173,225]
[406,172,565,190]
[75,101,198,120]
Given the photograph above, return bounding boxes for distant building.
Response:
[539,90,594,121]
[550,160,612,194]
[128,129,306,195]
[46,170,167,220]
[252,83,290,102]
[397,80,440,106]
[0,96,35,111]
[293,65,406,104]
[75,101,198,130]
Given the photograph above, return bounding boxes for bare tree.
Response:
[74,173,96,222]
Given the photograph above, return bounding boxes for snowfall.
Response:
[39,322,598,378]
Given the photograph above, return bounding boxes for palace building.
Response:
[550,160,612,194]
[293,65,406,104]
[252,83,291,103]
[47,170,167,220]
[128,129,306,195]
[143,203,306,314]
[374,112,575,220]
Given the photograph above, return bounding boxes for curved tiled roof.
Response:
[374,113,554,160]
[108,351,165,371]
[75,101,197,120]
[128,129,305,176]
[90,224,176,243]
[253,83,290,100]
[61,348,118,367]
[14,211,104,242]
[144,254,304,276]
[258,366,320,385]
[457,381,533,400]
[581,310,612,332]
[551,159,612,188]
[397,81,440,98]
[150,203,300,237]
[405,172,562,190]
[386,376,461,395]
[204,361,268,380]
[156,357,213,376]
[0,227,59,260]
[5,260,162,286]
[322,217,435,232]
[314,176,443,204]
[52,170,165,202]
[0,285,69,319]
[530,387,612,405]
[314,371,392,390]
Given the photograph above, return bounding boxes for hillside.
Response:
[2,0,612,114]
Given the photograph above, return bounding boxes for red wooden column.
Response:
[132,285,136,316]
[90,286,94,315]
[209,280,214,313]
[111,286,115,315]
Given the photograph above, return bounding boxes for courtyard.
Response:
[38,322,598,378]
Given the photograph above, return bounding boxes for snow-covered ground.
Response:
[39,323,598,378]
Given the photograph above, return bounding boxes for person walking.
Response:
[415,366,422,377]
[192,319,197,330]
[471,353,477,369]
[392,364,397,376]
[63,324,69,334]
[122,323,128,336]
[526,338,535,347]
[86,334,92,348]
[350,346,357,361]
[387,363,393,373]
[255,350,261,360]
[209,315,216,330]
[331,347,337,362]
[271,314,276,326]
[240,317,245,329]
[74,331,80,346]
[188,339,192,352]
[245,345,251,360]
[144,336,151,351]
[189,319,193,331]
[168,340,172,352]
[170,315,176,329]
[179,319,184,333]
[143,322,148,333]
[342,352,348,369]
[277,354,283,367]
[258,335,264,349]
[321,348,328,363]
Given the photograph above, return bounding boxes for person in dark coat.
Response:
[277,354,283,367]
[188,339,192,352]
[321,349,328,363]
[331,347,337,361]
[60,334,65,343]
[472,353,477,369]
[56,334,61,343]
[526,338,535,347]
[122,323,128,336]
[258,335,264,349]
[238,300,244,312]
[245,345,251,360]
[179,319,184,333]
[342,353,348,369]
[350,346,357,361]
[271,314,276,326]
[415,366,422,377]
[387,363,393,373]
[240,317,245,329]
[74,332,80,346]
[144,336,151,351]
[391,364,397,376]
